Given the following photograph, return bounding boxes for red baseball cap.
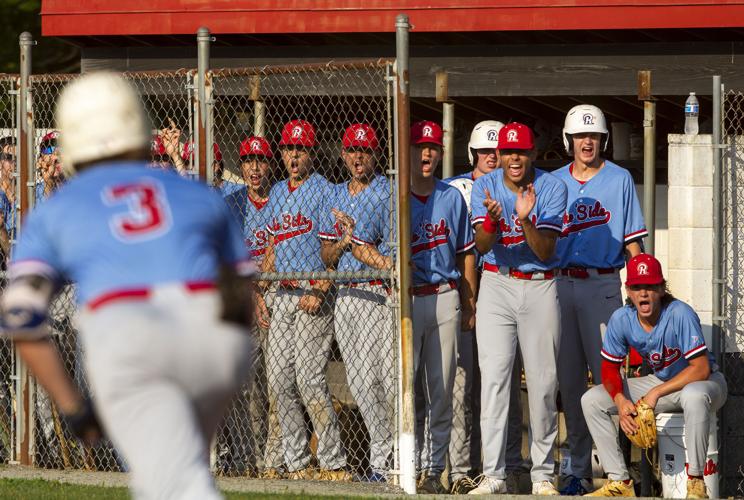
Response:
[239,136,273,158]
[40,130,60,154]
[342,123,379,150]
[625,254,664,286]
[498,123,535,150]
[181,141,223,162]
[279,119,316,147]
[411,121,443,146]
[151,135,166,156]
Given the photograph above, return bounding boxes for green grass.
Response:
[0,478,386,499]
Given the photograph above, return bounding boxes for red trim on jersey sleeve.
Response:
[317,231,338,241]
[535,221,563,233]
[472,216,486,227]
[601,358,624,401]
[684,344,708,359]
[601,348,625,364]
[624,228,648,242]
[456,240,475,254]
[351,235,374,246]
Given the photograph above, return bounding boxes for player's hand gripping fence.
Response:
[6,61,402,482]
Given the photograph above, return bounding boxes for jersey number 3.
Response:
[103,180,173,242]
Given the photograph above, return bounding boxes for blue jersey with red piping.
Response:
[10,162,251,305]
[553,161,647,269]
[601,300,716,381]
[318,175,391,280]
[471,168,567,272]
[408,179,474,286]
[265,173,331,273]
[225,186,272,266]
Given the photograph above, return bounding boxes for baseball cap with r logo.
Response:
[498,123,534,150]
[625,253,664,286]
[411,120,443,146]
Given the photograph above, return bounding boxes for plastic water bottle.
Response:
[684,92,699,135]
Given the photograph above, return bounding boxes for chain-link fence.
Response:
[0,75,18,466]
[721,88,744,496]
[4,61,403,484]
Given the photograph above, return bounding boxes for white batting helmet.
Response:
[562,104,609,153]
[56,72,150,176]
[467,120,504,166]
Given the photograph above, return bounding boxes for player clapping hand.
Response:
[482,188,502,223]
[515,183,537,222]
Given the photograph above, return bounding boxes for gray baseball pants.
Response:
[476,271,561,482]
[413,286,460,476]
[267,286,346,472]
[334,283,395,473]
[582,371,727,479]
[557,272,622,479]
[78,285,254,500]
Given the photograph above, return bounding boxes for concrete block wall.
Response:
[665,134,714,344]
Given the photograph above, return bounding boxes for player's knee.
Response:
[680,386,711,415]
[581,385,605,415]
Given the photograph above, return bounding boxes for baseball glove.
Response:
[625,398,657,449]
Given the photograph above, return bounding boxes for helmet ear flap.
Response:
[468,147,476,167]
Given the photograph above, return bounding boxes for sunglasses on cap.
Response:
[40,145,59,155]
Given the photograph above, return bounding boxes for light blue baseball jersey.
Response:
[265,173,331,273]
[0,190,13,237]
[407,179,474,286]
[10,162,251,305]
[601,300,716,381]
[225,186,273,266]
[318,175,391,282]
[219,180,244,198]
[553,161,647,269]
[471,168,567,272]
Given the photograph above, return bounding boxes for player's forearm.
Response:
[351,243,392,270]
[320,240,347,268]
[649,358,710,400]
[16,339,83,415]
[624,240,643,260]
[474,224,499,255]
[457,251,477,311]
[520,220,557,262]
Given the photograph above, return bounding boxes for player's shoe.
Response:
[505,472,521,494]
[686,478,708,498]
[533,480,560,495]
[468,475,507,495]
[259,467,285,479]
[361,470,387,483]
[584,479,635,497]
[417,474,447,494]
[450,476,477,494]
[287,467,317,480]
[317,468,353,482]
[561,476,595,495]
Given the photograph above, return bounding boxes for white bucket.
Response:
[656,412,719,499]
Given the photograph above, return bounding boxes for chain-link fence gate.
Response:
[210,60,399,481]
[721,88,744,496]
[6,60,404,485]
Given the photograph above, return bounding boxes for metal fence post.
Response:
[711,73,724,494]
[436,71,454,179]
[197,27,212,183]
[638,70,656,256]
[395,13,416,495]
[17,31,35,466]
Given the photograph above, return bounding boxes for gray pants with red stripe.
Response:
[476,271,561,483]
[557,273,622,479]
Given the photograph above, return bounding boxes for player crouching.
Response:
[582,254,727,498]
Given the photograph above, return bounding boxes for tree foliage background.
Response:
[0,0,80,74]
